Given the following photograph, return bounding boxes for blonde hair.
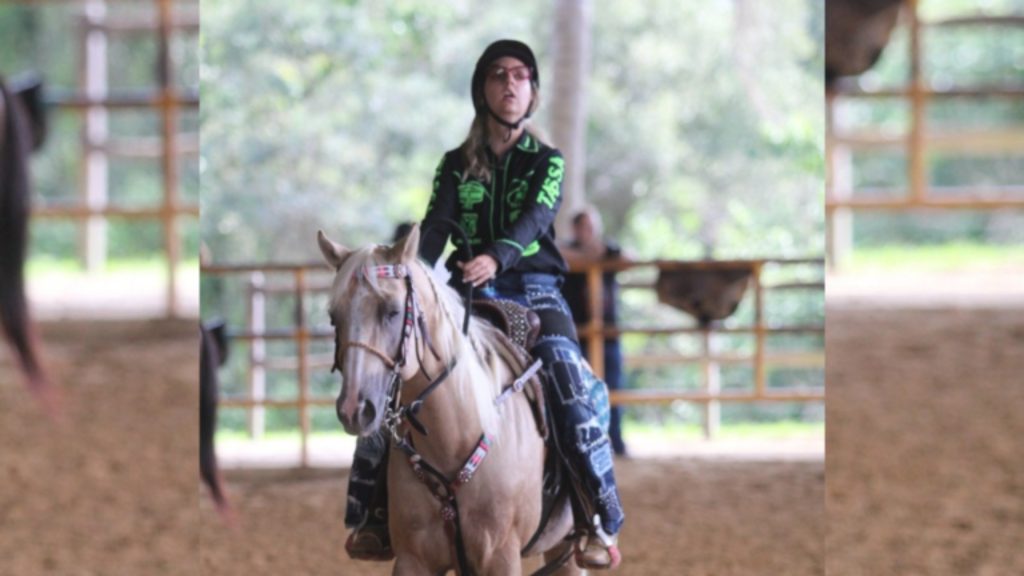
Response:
[460,86,541,184]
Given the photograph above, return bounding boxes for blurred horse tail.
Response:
[200,319,233,520]
[0,75,50,402]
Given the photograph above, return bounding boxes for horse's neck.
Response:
[406,346,488,472]
[405,292,500,472]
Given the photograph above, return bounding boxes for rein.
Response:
[421,217,475,334]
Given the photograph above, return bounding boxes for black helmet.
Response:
[471,39,539,129]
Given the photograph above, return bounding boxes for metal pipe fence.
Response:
[202,257,824,467]
[826,0,1024,265]
[24,0,199,317]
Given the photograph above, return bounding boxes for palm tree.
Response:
[548,0,593,236]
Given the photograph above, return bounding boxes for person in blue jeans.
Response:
[561,207,629,457]
[344,39,624,570]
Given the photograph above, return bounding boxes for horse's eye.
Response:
[380,304,401,322]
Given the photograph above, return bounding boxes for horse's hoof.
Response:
[345,527,394,562]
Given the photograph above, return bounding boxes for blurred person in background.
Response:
[561,207,629,457]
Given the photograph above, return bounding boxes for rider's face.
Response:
[483,57,533,123]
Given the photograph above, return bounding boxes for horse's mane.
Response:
[330,246,528,439]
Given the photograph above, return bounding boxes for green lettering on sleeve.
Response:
[537,156,563,209]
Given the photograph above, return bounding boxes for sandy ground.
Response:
[2,317,824,575]
[826,299,1024,575]
[199,458,824,576]
[0,320,199,576]
[9,283,1020,575]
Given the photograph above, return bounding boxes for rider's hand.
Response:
[458,255,499,287]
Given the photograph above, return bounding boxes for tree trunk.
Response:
[548,0,593,238]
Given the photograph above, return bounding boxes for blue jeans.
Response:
[345,274,625,536]
[580,338,627,456]
[481,273,624,535]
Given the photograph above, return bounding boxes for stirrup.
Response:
[345,521,394,562]
[574,515,622,570]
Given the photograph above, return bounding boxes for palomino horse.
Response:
[318,225,580,575]
[0,74,49,401]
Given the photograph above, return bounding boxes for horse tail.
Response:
[200,321,231,516]
[0,79,48,395]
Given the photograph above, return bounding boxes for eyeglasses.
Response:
[486,65,532,84]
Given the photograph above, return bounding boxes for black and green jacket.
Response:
[420,131,568,282]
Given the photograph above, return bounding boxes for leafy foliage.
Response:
[200,0,825,262]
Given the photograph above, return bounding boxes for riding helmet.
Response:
[470,39,539,116]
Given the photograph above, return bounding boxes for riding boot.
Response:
[532,335,625,548]
[344,430,393,561]
[575,515,622,570]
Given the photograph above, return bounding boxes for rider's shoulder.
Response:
[440,147,467,170]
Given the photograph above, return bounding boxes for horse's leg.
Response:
[0,80,52,410]
[391,554,433,576]
[479,543,523,576]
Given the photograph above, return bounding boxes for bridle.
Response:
[331,262,456,439]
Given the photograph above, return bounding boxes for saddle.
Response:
[471,299,541,351]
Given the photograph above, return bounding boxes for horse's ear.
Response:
[317,230,350,269]
[392,223,421,263]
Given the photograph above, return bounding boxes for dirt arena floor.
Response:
[13,295,1020,574]
[826,300,1024,575]
[1,317,824,575]
[0,320,199,576]
[199,459,824,575]
[197,453,823,573]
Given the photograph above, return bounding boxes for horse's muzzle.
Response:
[337,391,378,435]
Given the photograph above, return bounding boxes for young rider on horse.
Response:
[344,39,624,570]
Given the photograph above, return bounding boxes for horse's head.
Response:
[318,225,428,436]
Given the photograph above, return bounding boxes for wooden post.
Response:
[81,0,109,274]
[248,272,266,439]
[826,91,854,270]
[295,269,310,468]
[701,327,721,440]
[157,0,180,317]
[585,263,604,379]
[907,0,927,205]
[753,262,766,398]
